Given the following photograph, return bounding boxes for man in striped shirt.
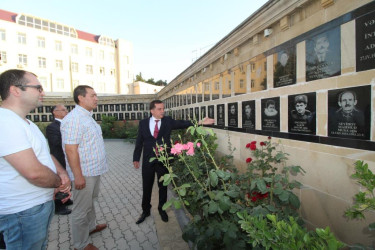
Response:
[61,85,108,250]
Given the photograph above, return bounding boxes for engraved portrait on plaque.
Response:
[110,105,114,112]
[217,104,225,126]
[274,46,296,87]
[328,85,371,140]
[242,100,255,130]
[261,97,280,131]
[127,104,132,111]
[208,105,214,119]
[121,104,126,111]
[104,105,108,112]
[99,105,103,112]
[131,113,135,120]
[356,11,375,72]
[137,112,142,120]
[119,113,124,120]
[288,93,316,134]
[189,108,194,120]
[228,103,238,127]
[181,109,185,120]
[125,113,129,120]
[143,112,149,119]
[115,104,120,111]
[134,104,138,111]
[306,27,341,81]
[201,106,206,119]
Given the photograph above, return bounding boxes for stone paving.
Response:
[47,139,189,250]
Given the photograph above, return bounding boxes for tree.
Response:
[135,72,146,82]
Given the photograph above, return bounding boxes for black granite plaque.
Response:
[228,102,238,127]
[134,104,138,111]
[217,104,225,126]
[26,115,31,120]
[45,106,51,113]
[140,103,145,110]
[189,108,194,120]
[201,106,206,119]
[49,115,53,122]
[137,112,142,120]
[306,27,341,81]
[208,105,214,119]
[261,97,280,131]
[115,104,120,111]
[114,113,118,120]
[143,112,149,119]
[121,104,126,111]
[274,46,296,87]
[33,115,40,122]
[131,113,135,120]
[328,85,371,140]
[181,109,185,120]
[97,114,101,121]
[187,94,192,105]
[110,105,114,111]
[288,92,316,134]
[183,95,186,106]
[99,105,103,112]
[104,105,108,112]
[127,104,132,111]
[119,113,124,120]
[194,107,199,120]
[356,11,375,72]
[41,115,47,122]
[37,107,43,113]
[125,113,129,120]
[93,108,97,113]
[242,101,255,130]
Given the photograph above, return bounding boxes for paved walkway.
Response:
[47,140,190,250]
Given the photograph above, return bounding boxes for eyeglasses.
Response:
[14,84,44,93]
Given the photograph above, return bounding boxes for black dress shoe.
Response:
[65,199,73,206]
[55,207,71,215]
[158,208,168,222]
[136,212,150,224]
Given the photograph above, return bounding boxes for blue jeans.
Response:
[0,200,54,250]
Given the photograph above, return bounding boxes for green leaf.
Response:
[178,188,186,196]
[193,215,201,222]
[256,179,267,193]
[209,170,219,187]
[184,200,190,206]
[173,200,182,209]
[279,190,290,201]
[218,196,231,211]
[208,201,218,214]
[289,192,300,208]
[149,157,156,162]
[225,190,239,198]
[216,170,225,178]
[163,174,171,186]
[162,200,172,210]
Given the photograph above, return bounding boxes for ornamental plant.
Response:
[152,123,310,249]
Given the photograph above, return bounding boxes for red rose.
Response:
[246,143,251,148]
[249,143,256,151]
[251,141,256,144]
[260,142,266,146]
[268,136,271,140]
[246,157,252,163]
[251,196,257,202]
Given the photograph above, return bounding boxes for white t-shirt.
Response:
[0,108,56,214]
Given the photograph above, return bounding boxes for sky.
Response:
[1,0,269,83]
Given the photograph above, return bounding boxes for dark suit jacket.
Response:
[133,116,192,167]
[46,120,66,168]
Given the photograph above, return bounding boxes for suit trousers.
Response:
[141,161,168,213]
[71,176,101,250]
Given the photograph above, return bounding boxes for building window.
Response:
[240,79,244,88]
[56,60,63,70]
[0,51,7,63]
[110,68,115,76]
[85,47,92,57]
[0,30,5,41]
[204,83,210,91]
[215,82,219,90]
[38,57,46,68]
[37,37,45,48]
[99,50,104,60]
[228,81,231,89]
[251,80,255,88]
[86,65,93,74]
[39,77,47,88]
[71,44,78,54]
[55,41,62,51]
[18,33,26,44]
[71,62,78,72]
[56,78,64,89]
[100,67,105,75]
[18,54,27,66]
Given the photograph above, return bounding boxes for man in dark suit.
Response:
[46,104,72,215]
[133,100,214,224]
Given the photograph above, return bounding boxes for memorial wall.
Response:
[157,0,375,245]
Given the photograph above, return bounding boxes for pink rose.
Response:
[171,143,184,155]
[196,142,201,148]
[186,142,195,156]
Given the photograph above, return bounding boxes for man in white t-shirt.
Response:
[0,69,71,249]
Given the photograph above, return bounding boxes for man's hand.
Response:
[133,161,140,169]
[198,117,215,125]
[74,175,86,190]
[57,172,71,193]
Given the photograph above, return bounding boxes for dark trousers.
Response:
[141,161,168,213]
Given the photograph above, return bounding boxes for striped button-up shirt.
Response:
[61,105,108,180]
